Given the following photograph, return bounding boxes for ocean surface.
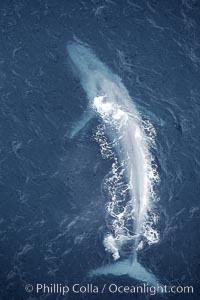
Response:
[0,0,200,299]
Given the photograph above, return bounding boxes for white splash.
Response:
[93,96,160,260]
[67,41,160,283]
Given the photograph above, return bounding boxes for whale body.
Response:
[67,41,159,285]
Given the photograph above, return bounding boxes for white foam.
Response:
[92,94,160,257]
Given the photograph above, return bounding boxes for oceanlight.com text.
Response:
[25,283,194,296]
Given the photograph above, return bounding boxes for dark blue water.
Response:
[0,0,200,299]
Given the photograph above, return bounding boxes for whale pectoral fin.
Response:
[68,108,94,139]
[90,258,159,285]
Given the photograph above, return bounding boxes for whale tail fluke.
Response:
[90,258,159,285]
